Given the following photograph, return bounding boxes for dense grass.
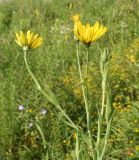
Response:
[1,0,139,159]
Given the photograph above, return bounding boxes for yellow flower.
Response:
[28,109,33,113]
[129,140,134,144]
[134,128,139,133]
[73,15,107,45]
[72,14,80,22]
[72,132,76,140]
[129,55,136,63]
[67,140,71,145]
[35,9,40,17]
[129,153,134,157]
[135,145,139,151]
[15,30,43,50]
[72,14,81,41]
[63,140,66,144]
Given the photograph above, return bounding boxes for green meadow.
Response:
[0,0,139,159]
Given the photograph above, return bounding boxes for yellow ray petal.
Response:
[20,31,26,45]
[15,39,22,47]
[31,37,43,48]
[27,30,34,46]
[15,32,23,46]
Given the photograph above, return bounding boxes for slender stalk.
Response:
[23,50,78,130]
[96,53,107,159]
[101,81,106,117]
[96,48,112,160]
[85,46,89,124]
[85,46,91,144]
[100,119,111,160]
[76,42,83,87]
[96,113,101,159]
[96,79,106,146]
[75,131,79,160]
[76,42,94,157]
[24,50,41,91]
[86,46,89,81]
[76,42,89,129]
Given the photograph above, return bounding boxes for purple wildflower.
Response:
[19,105,24,111]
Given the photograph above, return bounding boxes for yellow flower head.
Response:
[73,15,107,45]
[15,30,43,50]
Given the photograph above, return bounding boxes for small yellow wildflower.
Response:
[63,140,66,144]
[129,140,134,144]
[72,14,80,22]
[72,14,107,45]
[15,30,43,50]
[112,102,117,108]
[134,128,139,133]
[67,140,71,145]
[135,145,139,151]
[35,9,40,17]
[72,132,76,140]
[28,109,33,113]
[63,140,70,145]
[129,153,134,157]
[134,120,138,123]
[127,55,136,63]
[64,34,68,42]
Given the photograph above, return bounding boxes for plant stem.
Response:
[85,46,91,143]
[100,117,112,159]
[23,50,78,130]
[76,42,94,157]
[75,131,79,160]
[96,78,106,144]
[96,51,107,159]
[101,81,106,117]
[86,46,89,82]
[96,48,112,160]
